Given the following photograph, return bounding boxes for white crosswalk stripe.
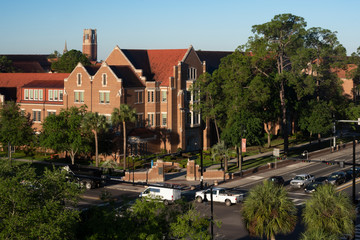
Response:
[355,224,360,240]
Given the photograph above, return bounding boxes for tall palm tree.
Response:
[301,184,355,240]
[242,180,297,240]
[211,140,229,172]
[83,112,108,167]
[111,104,136,170]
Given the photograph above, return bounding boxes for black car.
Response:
[304,181,324,193]
[346,167,360,180]
[326,172,346,185]
[268,176,285,185]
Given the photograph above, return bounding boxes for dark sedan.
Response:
[326,172,346,185]
[304,181,323,193]
[268,176,285,185]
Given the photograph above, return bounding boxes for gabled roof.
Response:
[122,49,188,86]
[196,51,233,74]
[109,66,144,88]
[147,49,188,86]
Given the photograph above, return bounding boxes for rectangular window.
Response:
[162,113,167,126]
[193,112,199,125]
[161,91,167,102]
[147,113,154,127]
[47,111,56,117]
[188,67,197,80]
[105,92,110,103]
[32,110,41,122]
[74,92,79,103]
[80,92,84,102]
[102,74,107,86]
[59,90,63,101]
[136,91,143,103]
[34,89,38,100]
[54,90,58,101]
[39,90,43,100]
[77,74,82,86]
[99,92,104,103]
[147,90,154,103]
[74,91,84,103]
[49,90,53,101]
[156,113,160,127]
[24,89,29,100]
[29,89,34,100]
[99,91,110,104]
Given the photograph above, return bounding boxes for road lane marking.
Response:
[336,178,360,192]
[246,176,264,180]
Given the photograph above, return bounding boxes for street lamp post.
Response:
[302,150,309,160]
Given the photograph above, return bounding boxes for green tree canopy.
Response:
[0,162,82,240]
[0,56,16,73]
[242,180,297,240]
[51,49,91,73]
[40,106,90,165]
[0,102,34,163]
[301,184,355,239]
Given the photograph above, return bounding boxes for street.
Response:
[81,145,360,239]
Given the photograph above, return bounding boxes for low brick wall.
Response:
[124,159,166,183]
[186,159,232,181]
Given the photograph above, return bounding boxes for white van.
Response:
[139,186,181,205]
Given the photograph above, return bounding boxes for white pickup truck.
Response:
[195,187,244,206]
[290,174,315,188]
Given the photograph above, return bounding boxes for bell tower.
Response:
[82,29,97,62]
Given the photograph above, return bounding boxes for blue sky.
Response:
[1,0,359,61]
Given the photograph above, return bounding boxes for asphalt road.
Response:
[80,145,360,240]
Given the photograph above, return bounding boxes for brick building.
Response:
[0,29,232,154]
[63,44,231,153]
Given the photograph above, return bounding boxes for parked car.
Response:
[195,187,244,206]
[290,174,315,188]
[268,176,285,185]
[139,186,181,205]
[326,172,346,185]
[304,181,324,193]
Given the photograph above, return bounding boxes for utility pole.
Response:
[210,186,214,240]
[353,137,356,204]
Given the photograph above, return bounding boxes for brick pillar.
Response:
[186,159,199,181]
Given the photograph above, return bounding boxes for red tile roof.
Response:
[22,80,64,88]
[147,49,187,86]
[122,49,188,86]
[0,73,69,101]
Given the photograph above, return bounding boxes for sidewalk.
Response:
[164,137,356,189]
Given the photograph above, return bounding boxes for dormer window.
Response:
[102,74,107,86]
[77,73,82,86]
